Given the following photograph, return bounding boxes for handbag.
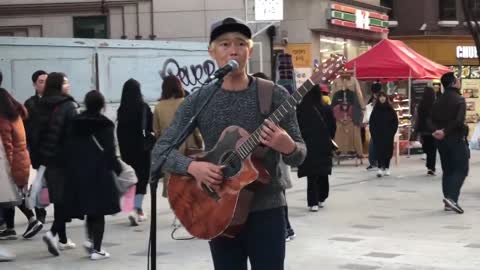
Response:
[142,106,156,151]
[114,159,138,195]
[91,135,138,195]
[313,107,339,151]
[25,165,50,209]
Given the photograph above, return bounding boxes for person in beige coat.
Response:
[153,75,203,197]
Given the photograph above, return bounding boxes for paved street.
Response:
[2,152,480,270]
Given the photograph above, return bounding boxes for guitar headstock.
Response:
[310,54,346,85]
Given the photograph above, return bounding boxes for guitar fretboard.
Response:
[233,79,315,161]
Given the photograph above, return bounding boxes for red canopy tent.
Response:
[345,38,451,80]
[344,39,452,156]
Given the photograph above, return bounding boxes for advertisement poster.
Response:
[411,80,429,114]
[462,79,480,129]
[294,68,312,87]
[286,43,313,68]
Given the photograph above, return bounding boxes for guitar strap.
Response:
[255,77,274,117]
[253,77,275,163]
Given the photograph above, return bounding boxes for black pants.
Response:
[86,215,105,251]
[307,175,329,207]
[50,204,67,243]
[377,158,391,170]
[437,137,470,203]
[2,201,35,229]
[282,191,292,233]
[209,207,286,270]
[421,135,437,171]
[35,207,47,224]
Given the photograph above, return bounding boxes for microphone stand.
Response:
[148,77,224,270]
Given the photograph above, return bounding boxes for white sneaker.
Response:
[42,231,60,256]
[318,201,325,208]
[309,205,319,212]
[377,169,384,177]
[137,212,148,223]
[58,239,76,250]
[0,247,15,262]
[384,169,391,176]
[90,250,110,260]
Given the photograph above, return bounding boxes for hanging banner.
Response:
[254,0,284,21]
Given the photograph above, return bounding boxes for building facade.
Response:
[278,0,388,63]
[0,0,247,42]
[0,0,389,77]
[386,0,480,136]
[387,0,479,67]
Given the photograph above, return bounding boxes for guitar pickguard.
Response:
[200,126,248,179]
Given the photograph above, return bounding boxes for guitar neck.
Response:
[234,79,315,160]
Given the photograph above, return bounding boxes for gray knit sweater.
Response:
[151,77,306,212]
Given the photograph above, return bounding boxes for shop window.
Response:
[439,0,457,20]
[320,37,346,62]
[320,37,374,63]
[73,16,108,39]
[380,0,394,19]
[469,0,480,18]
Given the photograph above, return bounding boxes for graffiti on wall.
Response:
[159,58,216,92]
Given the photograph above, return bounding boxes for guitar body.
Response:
[168,126,270,240]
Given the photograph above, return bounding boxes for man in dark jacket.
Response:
[24,70,48,224]
[431,72,469,214]
[25,70,48,147]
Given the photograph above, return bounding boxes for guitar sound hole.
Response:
[220,152,242,178]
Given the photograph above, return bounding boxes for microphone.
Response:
[206,60,239,83]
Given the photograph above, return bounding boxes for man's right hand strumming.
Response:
[187,161,224,190]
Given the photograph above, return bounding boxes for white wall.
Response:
[0,37,211,104]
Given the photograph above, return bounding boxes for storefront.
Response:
[317,3,389,63]
[278,1,389,93]
[395,36,480,137]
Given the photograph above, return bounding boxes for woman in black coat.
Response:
[369,91,399,177]
[415,87,437,175]
[33,72,78,256]
[297,85,336,211]
[116,78,153,226]
[63,90,120,260]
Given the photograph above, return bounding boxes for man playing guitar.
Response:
[151,17,306,270]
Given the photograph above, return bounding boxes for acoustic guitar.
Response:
[168,54,346,240]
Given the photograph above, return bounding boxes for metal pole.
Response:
[407,70,412,158]
[150,180,157,270]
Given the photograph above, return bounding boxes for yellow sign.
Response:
[286,43,312,68]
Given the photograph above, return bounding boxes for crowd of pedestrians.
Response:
[0,65,472,264]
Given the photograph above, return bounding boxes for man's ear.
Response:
[208,47,216,60]
[248,46,254,59]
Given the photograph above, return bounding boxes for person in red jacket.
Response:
[0,88,43,240]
